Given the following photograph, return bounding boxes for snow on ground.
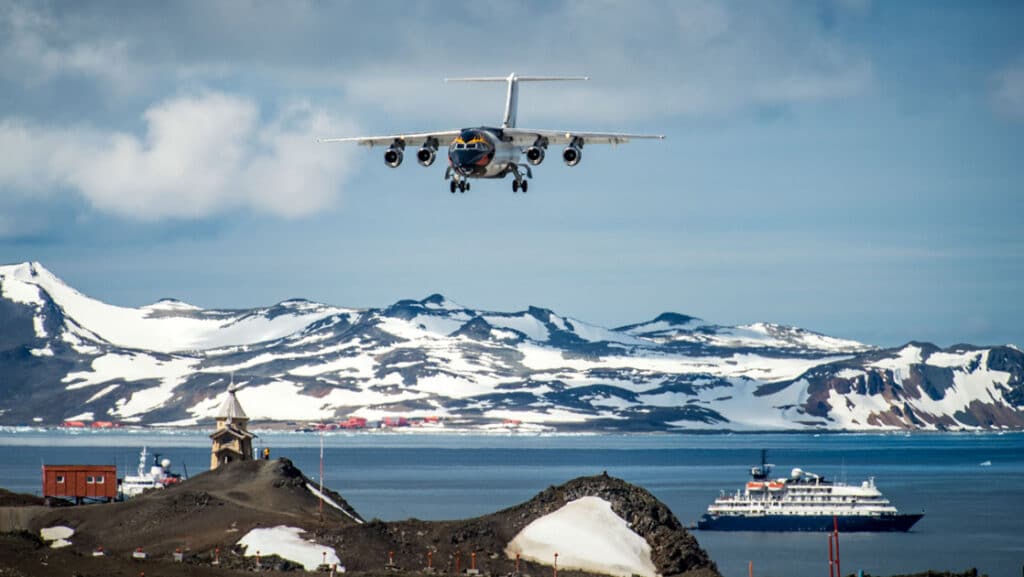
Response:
[517,343,845,384]
[490,328,520,341]
[188,380,430,422]
[65,411,94,421]
[410,313,470,335]
[61,353,199,418]
[824,387,902,430]
[238,526,339,571]
[505,496,657,577]
[305,483,363,524]
[40,525,74,549]
[565,319,647,346]
[907,351,1011,422]
[1,263,344,353]
[0,267,48,338]
[289,353,375,379]
[869,345,923,382]
[484,314,550,342]
[664,376,817,431]
[926,349,983,369]
[413,373,502,399]
[484,408,594,424]
[63,353,200,390]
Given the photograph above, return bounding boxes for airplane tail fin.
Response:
[445,73,589,128]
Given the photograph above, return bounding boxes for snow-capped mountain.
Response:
[1,261,1021,431]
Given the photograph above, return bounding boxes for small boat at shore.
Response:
[696,451,923,532]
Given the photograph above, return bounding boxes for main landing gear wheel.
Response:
[521,180,528,193]
[512,180,519,193]
[450,180,457,194]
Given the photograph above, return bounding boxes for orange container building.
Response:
[42,465,118,503]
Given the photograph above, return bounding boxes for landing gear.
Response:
[509,164,531,194]
[455,180,469,193]
[450,180,457,194]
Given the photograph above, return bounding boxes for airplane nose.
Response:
[451,150,487,168]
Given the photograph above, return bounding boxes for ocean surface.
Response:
[0,430,1021,577]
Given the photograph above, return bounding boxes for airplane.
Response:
[318,72,665,193]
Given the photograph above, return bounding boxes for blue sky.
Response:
[1,1,1022,348]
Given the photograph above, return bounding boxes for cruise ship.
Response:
[696,451,924,532]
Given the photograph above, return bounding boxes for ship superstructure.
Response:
[119,446,183,498]
[697,451,923,532]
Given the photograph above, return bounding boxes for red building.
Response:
[42,465,118,504]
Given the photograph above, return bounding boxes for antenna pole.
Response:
[319,427,325,525]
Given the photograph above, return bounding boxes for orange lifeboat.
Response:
[768,482,785,490]
[746,482,765,491]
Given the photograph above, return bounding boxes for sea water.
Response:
[0,430,1021,577]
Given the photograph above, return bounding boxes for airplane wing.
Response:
[317,130,463,148]
[501,128,665,147]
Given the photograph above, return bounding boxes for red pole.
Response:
[427,551,433,569]
[554,552,559,577]
[748,560,753,577]
[471,552,477,571]
[455,551,461,574]
[833,516,841,577]
[515,553,520,574]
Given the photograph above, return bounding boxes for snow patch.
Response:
[870,345,923,383]
[40,525,74,548]
[65,412,94,421]
[484,315,550,342]
[305,483,363,524]
[238,526,339,571]
[506,496,657,577]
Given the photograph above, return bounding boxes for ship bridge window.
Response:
[55,475,64,483]
[86,476,95,484]
[96,475,104,484]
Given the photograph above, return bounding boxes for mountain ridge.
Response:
[1,261,1021,430]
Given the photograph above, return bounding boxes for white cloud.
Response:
[0,1,141,92]
[991,59,1024,121]
[0,93,359,220]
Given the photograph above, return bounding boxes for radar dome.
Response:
[791,467,803,478]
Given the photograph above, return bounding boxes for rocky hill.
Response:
[1,261,1022,430]
[11,460,718,577]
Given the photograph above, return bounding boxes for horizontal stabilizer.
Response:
[445,76,589,83]
[444,73,589,128]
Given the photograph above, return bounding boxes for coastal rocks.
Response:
[326,473,720,577]
[496,474,719,577]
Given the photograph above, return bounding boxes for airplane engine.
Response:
[384,147,404,168]
[526,146,545,166]
[416,147,437,167]
[562,144,582,167]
